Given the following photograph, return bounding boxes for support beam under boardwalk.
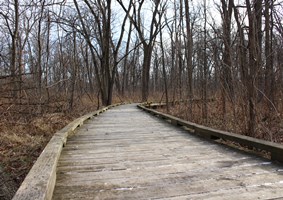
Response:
[52,104,283,199]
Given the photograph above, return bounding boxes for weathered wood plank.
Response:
[138,104,283,163]
[52,104,283,199]
[12,104,122,200]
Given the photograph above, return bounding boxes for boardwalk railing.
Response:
[144,99,215,109]
[12,103,122,200]
[138,103,283,163]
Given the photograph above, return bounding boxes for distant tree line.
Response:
[0,0,282,136]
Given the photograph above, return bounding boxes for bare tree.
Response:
[159,19,169,111]
[121,21,133,96]
[264,0,275,105]
[73,0,131,105]
[0,0,20,99]
[218,0,234,124]
[202,0,208,121]
[245,0,262,136]
[184,0,193,109]
[117,0,167,101]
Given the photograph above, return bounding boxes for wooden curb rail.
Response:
[144,99,215,109]
[137,103,283,163]
[12,103,122,200]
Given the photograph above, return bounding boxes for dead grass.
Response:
[0,112,74,189]
[0,92,138,199]
[0,96,94,198]
[158,98,283,144]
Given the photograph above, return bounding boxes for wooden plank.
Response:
[12,104,122,200]
[138,104,283,163]
[52,104,283,199]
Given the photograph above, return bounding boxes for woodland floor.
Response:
[0,95,126,200]
[158,99,283,144]
[1,96,283,199]
[0,112,74,199]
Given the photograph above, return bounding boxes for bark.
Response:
[69,30,78,111]
[184,0,193,103]
[220,0,234,125]
[202,0,208,121]
[221,0,234,101]
[142,45,153,101]
[160,21,169,111]
[10,0,19,99]
[246,0,262,136]
[264,0,274,105]
[122,22,133,96]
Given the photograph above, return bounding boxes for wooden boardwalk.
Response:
[52,104,283,199]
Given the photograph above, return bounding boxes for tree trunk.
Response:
[246,0,262,136]
[122,22,133,96]
[142,45,152,102]
[264,0,274,105]
[202,0,208,121]
[11,0,19,100]
[184,0,193,113]
[160,22,169,111]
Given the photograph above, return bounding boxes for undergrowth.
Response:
[0,93,127,199]
[4,92,282,199]
[159,98,283,144]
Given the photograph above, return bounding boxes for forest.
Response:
[0,0,283,198]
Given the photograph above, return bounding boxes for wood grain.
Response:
[12,104,121,200]
[52,104,283,199]
[138,104,283,163]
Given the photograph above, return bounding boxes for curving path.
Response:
[52,104,283,199]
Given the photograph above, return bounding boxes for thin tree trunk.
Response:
[11,0,19,100]
[142,45,152,101]
[264,0,274,105]
[160,22,169,111]
[122,22,132,96]
[184,0,193,115]
[202,0,208,121]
